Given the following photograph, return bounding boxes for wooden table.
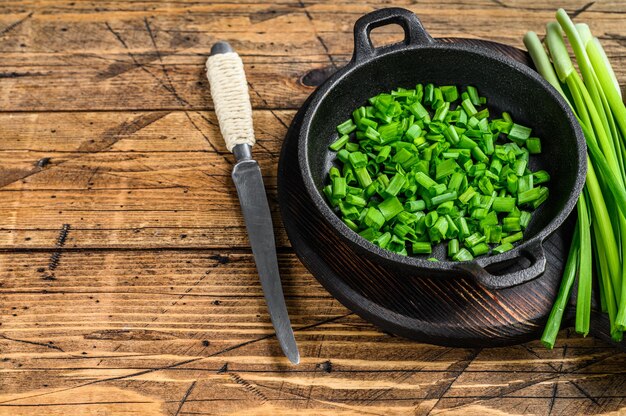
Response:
[0,1,625,414]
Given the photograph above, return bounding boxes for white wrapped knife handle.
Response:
[206,51,255,152]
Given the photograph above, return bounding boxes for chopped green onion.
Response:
[453,248,474,261]
[324,82,547,262]
[492,242,514,254]
[412,242,432,254]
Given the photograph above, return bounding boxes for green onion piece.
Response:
[338,201,359,220]
[441,85,459,102]
[501,231,523,244]
[493,196,516,212]
[576,196,592,336]
[425,211,439,228]
[467,86,481,106]
[433,216,449,238]
[436,159,459,180]
[492,242,514,254]
[470,242,490,256]
[412,169,434,188]
[373,232,392,248]
[337,119,357,135]
[445,214,459,238]
[532,170,550,184]
[447,172,464,193]
[508,123,532,142]
[383,173,406,197]
[323,185,338,207]
[518,187,544,205]
[471,208,488,220]
[431,191,457,206]
[364,126,381,142]
[459,135,478,149]
[354,166,372,188]
[527,137,542,154]
[375,145,391,163]
[531,188,549,209]
[348,151,367,168]
[503,216,522,232]
[482,133,495,155]
[344,142,359,152]
[486,225,503,243]
[518,174,534,194]
[443,124,460,144]
[364,207,385,230]
[430,183,447,196]
[465,232,486,247]
[436,200,455,215]
[459,186,477,205]
[405,124,422,141]
[448,238,460,257]
[405,199,426,212]
[434,102,450,122]
[453,248,474,261]
[337,148,350,163]
[332,177,347,199]
[330,135,350,151]
[456,217,471,238]
[506,173,519,195]
[519,211,532,229]
[359,228,377,241]
[541,223,580,349]
[408,101,430,121]
[343,218,359,232]
[461,98,478,117]
[345,193,367,207]
[471,146,489,163]
[378,196,404,221]
[412,241,432,254]
[393,223,415,239]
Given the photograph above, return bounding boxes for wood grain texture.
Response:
[0,1,625,415]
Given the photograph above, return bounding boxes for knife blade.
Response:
[206,41,300,364]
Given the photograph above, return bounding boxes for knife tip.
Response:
[288,350,300,365]
[210,41,234,56]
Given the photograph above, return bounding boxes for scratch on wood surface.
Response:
[144,17,189,107]
[425,348,482,415]
[78,111,169,153]
[436,351,619,414]
[0,334,64,352]
[103,21,188,106]
[297,0,336,69]
[173,380,196,416]
[0,11,33,37]
[571,1,595,18]
[84,329,177,341]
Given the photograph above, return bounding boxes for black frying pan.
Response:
[296,7,586,290]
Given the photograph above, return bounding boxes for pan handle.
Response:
[352,8,434,63]
[455,240,547,290]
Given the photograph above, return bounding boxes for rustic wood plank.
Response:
[0,110,290,249]
[1,250,625,415]
[0,2,624,111]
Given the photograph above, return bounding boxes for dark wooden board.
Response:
[279,38,619,348]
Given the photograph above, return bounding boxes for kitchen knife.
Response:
[206,41,300,364]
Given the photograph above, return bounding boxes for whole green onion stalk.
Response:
[524,9,626,347]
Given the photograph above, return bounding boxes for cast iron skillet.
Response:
[297,8,586,289]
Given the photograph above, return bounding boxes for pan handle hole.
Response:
[369,24,406,49]
[484,254,532,276]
